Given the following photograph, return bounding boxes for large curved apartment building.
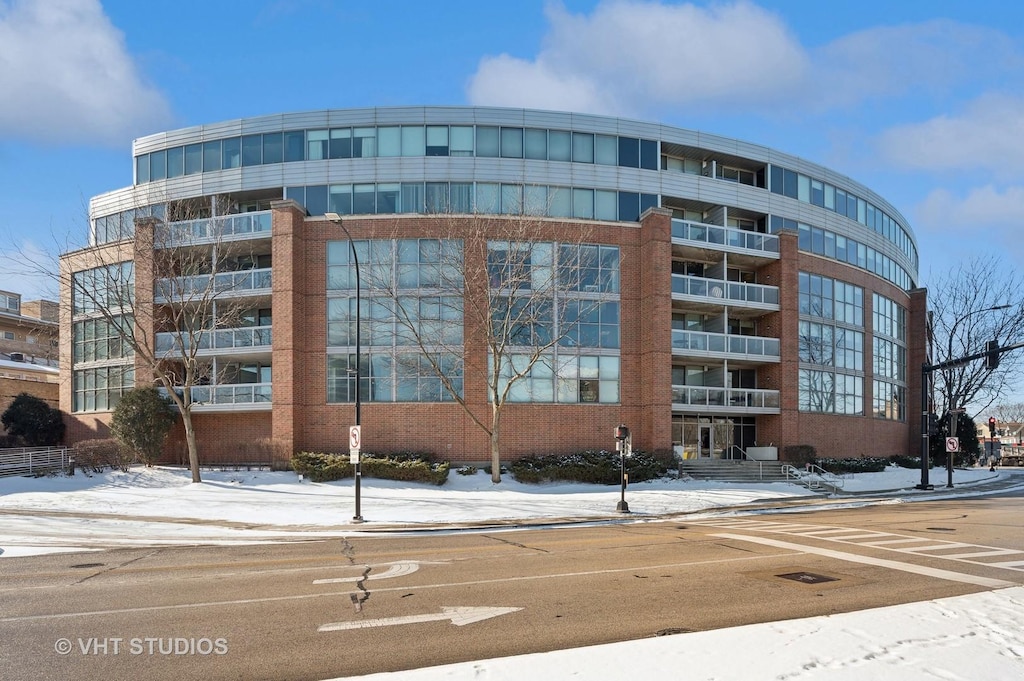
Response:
[61,106,926,464]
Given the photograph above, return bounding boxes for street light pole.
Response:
[326,213,363,522]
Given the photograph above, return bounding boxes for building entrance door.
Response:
[699,424,713,458]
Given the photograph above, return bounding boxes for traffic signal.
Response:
[927,413,939,437]
[985,340,1000,370]
[988,417,997,438]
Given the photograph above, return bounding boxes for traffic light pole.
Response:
[918,340,1024,490]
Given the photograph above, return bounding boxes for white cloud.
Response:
[877,94,1024,176]
[0,0,171,146]
[914,185,1024,263]
[467,0,808,117]
[466,2,1020,121]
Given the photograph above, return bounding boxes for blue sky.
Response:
[2,0,1024,302]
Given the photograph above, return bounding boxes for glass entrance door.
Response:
[699,424,713,458]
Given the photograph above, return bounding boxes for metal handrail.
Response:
[782,463,845,490]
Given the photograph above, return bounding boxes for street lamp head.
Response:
[325,212,341,222]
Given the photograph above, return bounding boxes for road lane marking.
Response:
[318,606,522,631]
[712,533,1016,588]
[0,551,792,623]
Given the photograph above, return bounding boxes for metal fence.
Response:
[0,447,71,477]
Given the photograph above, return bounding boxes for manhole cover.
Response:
[69,563,105,569]
[776,571,837,584]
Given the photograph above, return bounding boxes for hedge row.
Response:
[509,449,670,484]
[290,451,450,485]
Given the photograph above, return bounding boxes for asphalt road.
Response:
[2,494,1023,681]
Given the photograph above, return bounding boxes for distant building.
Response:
[61,106,927,464]
[0,290,59,415]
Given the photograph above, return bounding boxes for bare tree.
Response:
[27,196,269,482]
[342,213,616,482]
[927,257,1024,420]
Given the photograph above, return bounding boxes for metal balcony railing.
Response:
[671,385,780,410]
[671,274,779,306]
[155,326,272,354]
[156,211,272,247]
[160,383,272,407]
[671,329,780,359]
[671,219,779,255]
[155,268,272,300]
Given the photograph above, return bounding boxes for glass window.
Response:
[641,193,658,215]
[618,137,639,168]
[797,174,810,202]
[425,182,448,212]
[573,188,594,219]
[262,133,282,164]
[476,126,499,157]
[377,127,401,156]
[166,146,184,178]
[426,126,448,156]
[476,183,499,213]
[594,190,616,221]
[222,138,240,169]
[401,126,425,156]
[450,183,472,212]
[329,128,352,159]
[595,135,617,165]
[450,126,473,156]
[500,127,523,158]
[306,185,328,215]
[640,139,658,170]
[241,135,262,166]
[549,130,571,161]
[402,183,425,213]
[136,154,150,183]
[618,191,639,222]
[353,184,375,213]
[524,185,547,215]
[549,186,571,217]
[284,131,305,161]
[525,129,547,159]
[307,130,328,160]
[352,127,376,157]
[150,150,166,181]
[329,185,352,216]
[377,183,400,213]
[184,144,202,175]
[572,132,594,163]
[501,184,522,214]
[782,169,797,198]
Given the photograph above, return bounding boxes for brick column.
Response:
[637,207,673,456]
[269,200,306,456]
[758,229,799,454]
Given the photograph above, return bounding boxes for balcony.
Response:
[155,268,272,302]
[159,383,272,411]
[671,219,779,258]
[156,326,272,355]
[671,274,779,310]
[156,211,272,248]
[672,385,780,414]
[671,329,779,362]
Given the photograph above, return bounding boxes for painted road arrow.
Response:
[312,560,446,584]
[318,606,523,632]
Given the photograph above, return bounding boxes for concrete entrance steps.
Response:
[678,459,790,483]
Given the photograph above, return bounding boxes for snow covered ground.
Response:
[2,464,1023,680]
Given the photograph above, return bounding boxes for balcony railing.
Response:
[671,274,779,306]
[155,326,272,354]
[155,268,272,300]
[671,219,779,255]
[671,329,780,359]
[156,211,272,247]
[160,383,272,408]
[672,385,780,410]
